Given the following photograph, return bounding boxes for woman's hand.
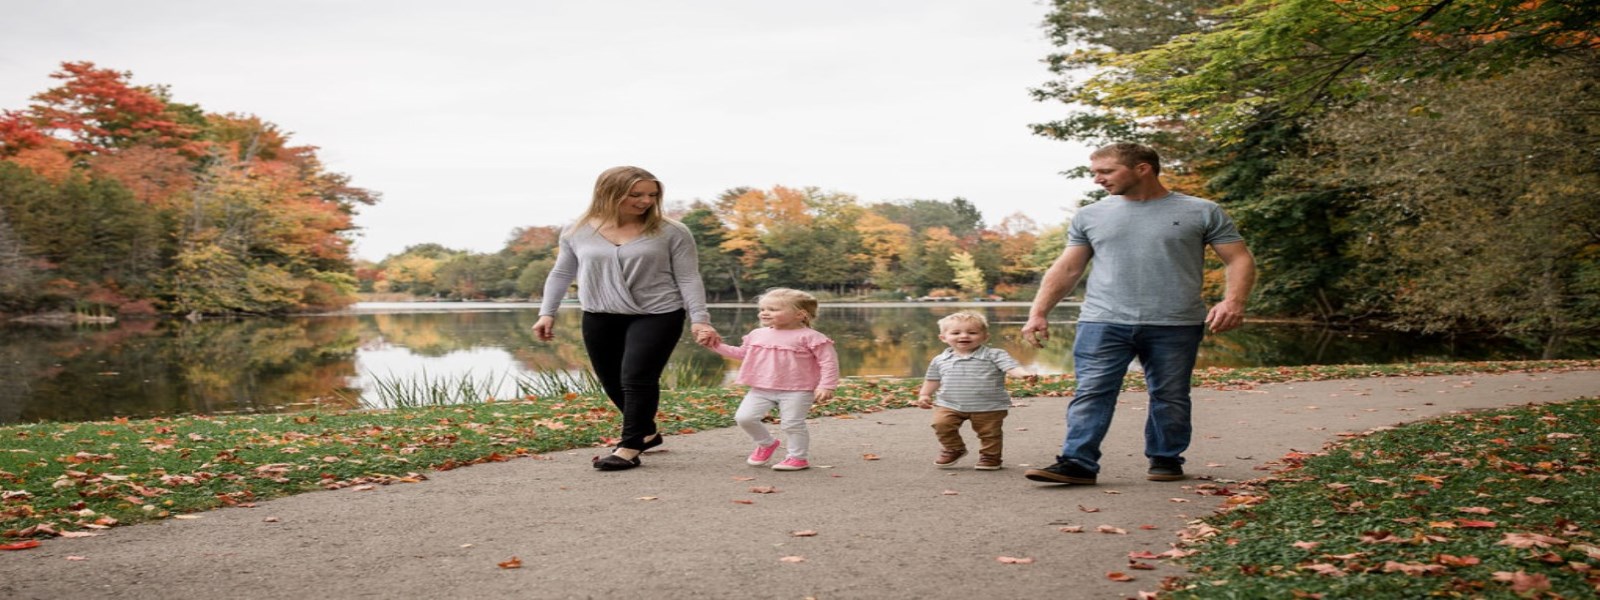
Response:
[691,323,721,348]
[532,315,556,342]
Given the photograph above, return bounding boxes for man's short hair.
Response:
[1090,142,1162,176]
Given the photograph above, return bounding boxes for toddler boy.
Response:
[916,311,1033,470]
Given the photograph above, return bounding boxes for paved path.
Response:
[3,370,1598,599]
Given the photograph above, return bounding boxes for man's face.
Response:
[1089,157,1144,196]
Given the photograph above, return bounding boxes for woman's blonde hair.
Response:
[575,166,665,234]
[759,288,820,326]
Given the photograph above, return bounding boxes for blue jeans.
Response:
[1060,322,1204,472]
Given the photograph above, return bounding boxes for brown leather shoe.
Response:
[934,448,967,467]
[974,455,1002,470]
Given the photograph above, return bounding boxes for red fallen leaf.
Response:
[1128,551,1161,559]
[1435,554,1481,567]
[1138,525,1159,530]
[498,556,522,569]
[749,486,778,494]
[1492,571,1551,595]
[1456,506,1493,515]
[1455,519,1497,529]
[1106,572,1136,582]
[1,540,41,551]
[997,556,1034,564]
[1128,561,1157,570]
[861,454,880,461]
[790,530,818,537]
[731,499,754,505]
[779,556,806,563]
[1496,532,1568,549]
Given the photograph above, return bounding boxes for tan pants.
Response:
[931,407,1008,459]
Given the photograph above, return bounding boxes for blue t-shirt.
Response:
[1067,192,1243,325]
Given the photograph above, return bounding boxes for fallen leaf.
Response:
[942,490,959,496]
[1129,561,1156,570]
[732,476,756,481]
[351,485,375,492]
[1078,505,1100,513]
[263,517,280,523]
[1292,541,1320,550]
[1455,519,1497,529]
[1524,496,1554,505]
[1302,563,1345,577]
[1168,498,1190,503]
[1435,554,1480,567]
[1456,506,1493,515]
[0,540,41,551]
[997,556,1035,564]
[1128,551,1161,559]
[65,555,87,561]
[731,499,754,505]
[498,557,523,569]
[1106,572,1135,582]
[790,530,818,537]
[173,515,201,520]
[1097,525,1128,535]
[636,496,659,501]
[861,454,880,461]
[1492,571,1551,595]
[1058,526,1084,533]
[1496,532,1568,549]
[779,556,806,563]
[1138,525,1158,530]
[59,531,99,539]
[749,487,778,494]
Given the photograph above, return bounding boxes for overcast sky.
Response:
[1,1,1096,261]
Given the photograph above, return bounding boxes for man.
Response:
[1020,142,1255,485]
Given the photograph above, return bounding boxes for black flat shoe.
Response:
[641,434,664,452]
[593,454,641,471]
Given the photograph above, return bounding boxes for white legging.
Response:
[734,388,816,459]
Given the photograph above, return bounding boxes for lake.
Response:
[2,302,1594,425]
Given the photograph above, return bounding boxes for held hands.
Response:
[1019,316,1050,348]
[1205,299,1247,334]
[813,388,834,403]
[691,323,722,348]
[532,315,556,342]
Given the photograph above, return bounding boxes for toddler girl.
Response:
[701,288,839,471]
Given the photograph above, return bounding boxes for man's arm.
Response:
[1021,244,1091,347]
[1204,241,1256,333]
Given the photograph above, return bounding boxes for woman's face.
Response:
[619,180,660,221]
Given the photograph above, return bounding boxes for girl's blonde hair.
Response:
[759,288,819,326]
[574,166,665,234]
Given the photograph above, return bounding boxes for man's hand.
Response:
[1205,298,1246,333]
[1020,316,1051,348]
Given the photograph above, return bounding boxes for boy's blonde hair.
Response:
[759,288,819,326]
[937,311,989,332]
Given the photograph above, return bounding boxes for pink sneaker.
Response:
[747,439,781,465]
[771,457,810,471]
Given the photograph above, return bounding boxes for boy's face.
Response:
[938,321,988,352]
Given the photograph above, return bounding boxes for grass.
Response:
[1162,403,1600,598]
[2,359,1598,549]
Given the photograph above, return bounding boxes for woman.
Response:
[532,166,721,471]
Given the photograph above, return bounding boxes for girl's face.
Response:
[618,180,660,221]
[757,298,807,330]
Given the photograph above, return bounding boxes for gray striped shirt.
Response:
[924,346,1021,412]
[538,219,711,324]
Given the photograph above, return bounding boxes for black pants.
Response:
[580,310,685,450]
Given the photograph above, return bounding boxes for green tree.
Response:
[948,251,986,297]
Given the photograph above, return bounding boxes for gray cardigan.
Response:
[538,219,712,324]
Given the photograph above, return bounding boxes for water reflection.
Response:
[2,303,1596,424]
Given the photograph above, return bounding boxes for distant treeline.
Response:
[1,62,375,317]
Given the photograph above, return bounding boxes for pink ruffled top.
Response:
[711,326,840,391]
